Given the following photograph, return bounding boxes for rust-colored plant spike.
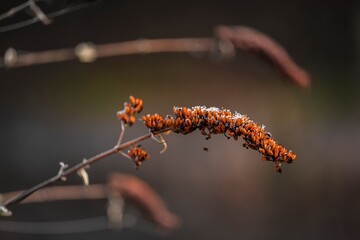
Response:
[117,96,143,126]
[128,145,150,168]
[215,25,310,88]
[142,105,296,173]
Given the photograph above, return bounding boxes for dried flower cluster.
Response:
[142,106,296,173]
[128,145,150,168]
[115,96,296,172]
[117,96,143,126]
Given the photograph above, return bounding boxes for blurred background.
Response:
[0,0,359,239]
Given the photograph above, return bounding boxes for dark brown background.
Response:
[0,0,359,239]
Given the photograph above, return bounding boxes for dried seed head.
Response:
[142,106,296,172]
[128,145,150,169]
[117,96,143,126]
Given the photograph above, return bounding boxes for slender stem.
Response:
[3,38,216,68]
[3,131,166,208]
[0,1,98,33]
[0,1,32,21]
[28,0,51,25]
[1,185,106,204]
[116,122,125,147]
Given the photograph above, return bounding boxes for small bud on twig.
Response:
[0,205,12,217]
[58,162,68,181]
[4,48,18,68]
[75,42,98,63]
[77,168,90,187]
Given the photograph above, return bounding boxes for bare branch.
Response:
[1,173,180,230]
[2,38,216,68]
[1,25,310,87]
[215,25,311,88]
[1,129,169,209]
[28,0,52,25]
[0,1,99,33]
[108,173,180,230]
[0,1,33,22]
[1,185,106,204]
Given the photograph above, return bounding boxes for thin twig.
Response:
[2,38,216,68]
[28,0,52,25]
[0,0,33,22]
[151,133,168,154]
[1,25,310,87]
[1,185,106,204]
[116,121,126,147]
[0,1,98,33]
[2,130,169,208]
[118,151,131,159]
[215,25,310,87]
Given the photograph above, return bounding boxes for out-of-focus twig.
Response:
[0,0,50,25]
[0,173,179,230]
[2,38,216,68]
[1,185,106,204]
[215,25,310,88]
[0,0,100,33]
[108,173,179,229]
[28,0,52,25]
[1,25,310,87]
[0,0,34,22]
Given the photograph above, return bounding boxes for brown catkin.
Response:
[142,106,296,173]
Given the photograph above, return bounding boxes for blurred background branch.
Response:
[0,173,179,232]
[1,25,310,87]
[0,0,100,33]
